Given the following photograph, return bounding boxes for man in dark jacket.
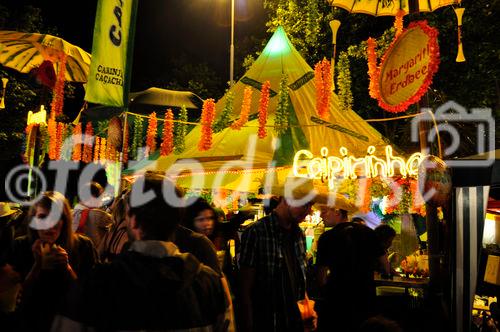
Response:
[53,173,228,331]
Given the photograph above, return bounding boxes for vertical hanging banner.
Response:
[85,0,138,106]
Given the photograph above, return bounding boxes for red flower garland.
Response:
[93,137,100,163]
[369,21,440,113]
[231,87,252,130]
[72,123,82,161]
[82,122,94,163]
[198,99,216,151]
[48,117,57,160]
[55,122,64,160]
[257,81,271,139]
[122,121,129,163]
[50,54,67,116]
[314,58,332,120]
[160,109,174,156]
[145,112,158,157]
[366,38,379,99]
[359,178,372,213]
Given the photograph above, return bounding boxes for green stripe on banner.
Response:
[310,116,369,142]
[240,76,278,97]
[288,71,314,91]
[85,0,138,106]
[272,96,309,166]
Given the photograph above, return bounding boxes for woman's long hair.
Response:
[183,198,217,232]
[27,191,75,252]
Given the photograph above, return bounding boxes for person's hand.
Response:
[41,245,69,270]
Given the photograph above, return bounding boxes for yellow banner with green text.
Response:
[85,0,138,106]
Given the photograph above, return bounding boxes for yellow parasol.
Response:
[0,30,91,82]
[326,0,460,16]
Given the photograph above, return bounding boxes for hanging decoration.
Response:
[145,112,158,157]
[198,99,216,151]
[454,7,465,62]
[394,9,405,37]
[368,21,440,113]
[160,109,174,156]
[38,124,49,162]
[93,137,100,163]
[213,92,234,133]
[274,74,290,136]
[99,137,107,163]
[257,80,271,139]
[359,178,372,213]
[49,54,67,117]
[61,124,73,161]
[107,117,122,150]
[231,87,253,130]
[72,123,82,161]
[174,106,188,154]
[337,52,353,112]
[131,116,144,160]
[48,117,57,160]
[366,38,379,99]
[82,122,94,163]
[122,119,129,163]
[55,122,65,160]
[314,58,332,120]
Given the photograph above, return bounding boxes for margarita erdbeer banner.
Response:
[85,0,138,106]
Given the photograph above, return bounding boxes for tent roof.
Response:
[126,27,387,179]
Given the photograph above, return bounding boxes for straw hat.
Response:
[270,177,318,203]
[0,202,19,218]
[314,185,358,213]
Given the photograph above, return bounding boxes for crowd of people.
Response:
[0,174,405,332]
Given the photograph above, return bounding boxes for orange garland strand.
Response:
[50,54,67,116]
[82,122,94,163]
[366,37,379,99]
[55,122,64,160]
[198,99,216,151]
[72,123,82,161]
[160,109,174,156]
[48,117,57,160]
[257,81,271,139]
[145,112,158,157]
[93,137,100,163]
[394,9,405,37]
[122,121,129,163]
[360,178,373,213]
[231,87,253,130]
[314,58,332,120]
[100,137,107,163]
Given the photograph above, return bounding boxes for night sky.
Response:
[2,0,267,92]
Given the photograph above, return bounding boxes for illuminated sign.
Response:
[293,145,424,190]
[27,106,47,125]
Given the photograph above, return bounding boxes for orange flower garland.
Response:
[122,121,129,163]
[410,178,426,216]
[48,117,57,160]
[160,109,174,156]
[145,112,158,157]
[359,178,373,213]
[231,87,253,130]
[82,122,94,163]
[198,99,216,151]
[394,9,405,37]
[72,123,82,161]
[314,58,332,120]
[366,37,379,100]
[257,81,271,139]
[55,122,64,160]
[100,137,107,163]
[93,137,100,163]
[50,54,67,116]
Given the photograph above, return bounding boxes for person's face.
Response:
[35,206,63,244]
[319,205,344,227]
[286,201,313,224]
[193,209,216,237]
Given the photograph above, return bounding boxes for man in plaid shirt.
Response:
[239,178,315,332]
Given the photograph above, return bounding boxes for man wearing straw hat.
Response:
[314,190,388,331]
[239,177,317,332]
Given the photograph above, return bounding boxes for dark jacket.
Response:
[61,241,227,331]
